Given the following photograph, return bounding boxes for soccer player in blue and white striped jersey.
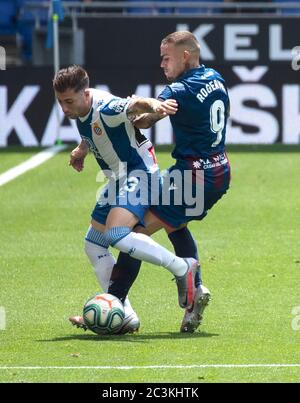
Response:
[53,65,199,333]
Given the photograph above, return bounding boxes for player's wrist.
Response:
[149,99,161,113]
[78,140,89,153]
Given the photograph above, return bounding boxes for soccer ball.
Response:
[83,293,125,335]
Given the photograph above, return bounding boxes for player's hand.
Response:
[69,144,88,172]
[156,99,178,117]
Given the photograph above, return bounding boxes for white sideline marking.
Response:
[0,145,67,187]
[0,364,300,370]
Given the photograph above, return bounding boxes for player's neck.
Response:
[188,60,200,70]
[181,62,200,77]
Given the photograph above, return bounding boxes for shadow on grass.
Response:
[37,331,219,343]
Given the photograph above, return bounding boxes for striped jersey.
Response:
[76,89,158,178]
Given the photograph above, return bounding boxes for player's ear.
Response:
[83,88,90,100]
[183,50,191,62]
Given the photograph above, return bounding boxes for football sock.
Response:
[85,226,115,292]
[107,229,202,302]
[168,227,202,286]
[111,230,188,277]
[108,253,141,303]
[84,240,115,292]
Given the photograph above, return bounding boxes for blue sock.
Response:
[168,227,202,286]
[108,252,141,303]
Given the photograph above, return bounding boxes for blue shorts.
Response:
[92,169,160,227]
[150,153,231,228]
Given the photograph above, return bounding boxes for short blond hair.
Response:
[161,31,200,57]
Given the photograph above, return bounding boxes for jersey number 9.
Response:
[210,100,225,147]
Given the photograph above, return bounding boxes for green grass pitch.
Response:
[0,145,300,383]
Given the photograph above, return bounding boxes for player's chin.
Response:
[165,75,175,82]
[66,114,77,120]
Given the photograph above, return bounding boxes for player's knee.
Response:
[104,226,131,248]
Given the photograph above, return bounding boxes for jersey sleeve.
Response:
[99,97,131,128]
[157,85,174,101]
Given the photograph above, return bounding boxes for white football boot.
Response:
[180,285,211,333]
[116,297,140,334]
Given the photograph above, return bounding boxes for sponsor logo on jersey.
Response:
[192,153,228,170]
[96,99,105,108]
[81,135,103,159]
[108,99,128,113]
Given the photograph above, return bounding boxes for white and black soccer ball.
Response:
[83,293,125,335]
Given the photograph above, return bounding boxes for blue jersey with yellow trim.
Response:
[158,65,230,160]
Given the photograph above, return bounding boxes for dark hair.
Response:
[161,31,200,57]
[53,65,89,93]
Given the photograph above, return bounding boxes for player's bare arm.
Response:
[127,98,178,128]
[69,139,89,172]
[133,112,163,129]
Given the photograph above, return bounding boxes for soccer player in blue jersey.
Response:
[109,31,231,333]
[53,65,200,334]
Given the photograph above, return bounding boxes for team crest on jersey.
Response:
[93,123,102,136]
